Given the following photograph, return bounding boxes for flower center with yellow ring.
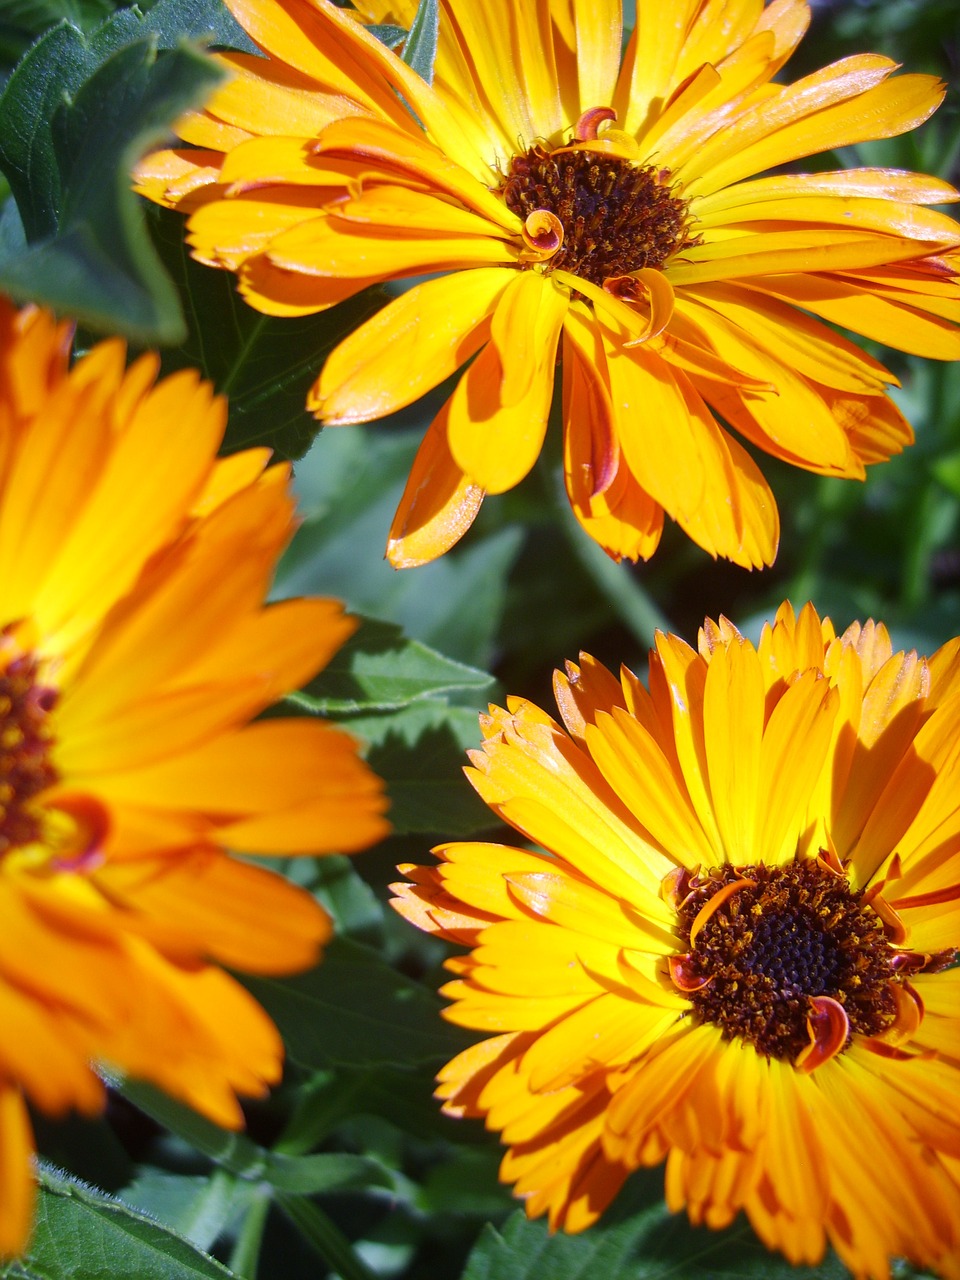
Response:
[501,144,692,286]
[672,858,897,1062]
[0,649,58,855]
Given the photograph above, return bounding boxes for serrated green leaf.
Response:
[112,1078,392,1202]
[0,0,115,62]
[461,1184,851,1280]
[0,22,222,340]
[120,1170,251,1253]
[245,936,471,1071]
[149,207,385,460]
[280,425,524,667]
[367,22,406,49]
[111,1077,267,1177]
[0,1165,239,1280]
[287,616,493,715]
[400,0,438,84]
[139,0,259,53]
[347,701,492,835]
[309,853,385,941]
[263,1153,392,1196]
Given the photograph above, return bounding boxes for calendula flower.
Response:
[392,601,960,1279]
[136,0,960,568]
[0,297,388,1255]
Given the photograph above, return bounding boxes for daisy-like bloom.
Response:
[135,0,960,568]
[392,601,960,1279]
[0,297,388,1255]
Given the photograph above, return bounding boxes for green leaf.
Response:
[461,1184,851,1280]
[245,936,471,1071]
[109,1077,266,1179]
[263,1153,393,1196]
[349,701,493,835]
[931,448,960,499]
[0,1165,239,1280]
[287,617,493,715]
[367,23,406,50]
[309,853,385,941]
[150,207,385,460]
[113,1078,392,1200]
[276,1197,379,1280]
[280,425,524,667]
[0,0,115,66]
[121,1170,251,1253]
[400,0,438,84]
[138,0,259,54]
[0,22,222,341]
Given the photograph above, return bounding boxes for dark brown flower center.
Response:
[501,144,693,286]
[673,858,897,1061]
[0,649,58,855]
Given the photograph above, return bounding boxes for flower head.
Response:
[136,0,960,568]
[0,297,388,1254]
[392,602,960,1279]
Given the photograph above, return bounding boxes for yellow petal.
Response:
[386,397,485,567]
[743,273,960,361]
[562,310,663,562]
[694,167,960,220]
[267,210,515,280]
[311,116,516,231]
[239,253,379,315]
[584,707,716,867]
[757,670,838,865]
[0,1087,34,1258]
[601,332,779,566]
[571,0,621,111]
[614,0,701,138]
[208,50,366,140]
[677,282,893,395]
[314,268,511,424]
[447,273,567,493]
[95,850,330,976]
[680,58,943,194]
[187,193,325,271]
[702,635,765,862]
[668,228,948,287]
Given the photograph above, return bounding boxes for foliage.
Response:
[0,0,955,1277]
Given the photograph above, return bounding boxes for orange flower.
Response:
[392,602,960,1279]
[0,297,388,1255]
[136,0,960,568]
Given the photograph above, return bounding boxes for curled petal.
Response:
[864,889,908,944]
[574,106,618,141]
[890,947,957,974]
[858,1038,935,1062]
[605,269,676,346]
[795,995,849,1074]
[873,982,923,1046]
[660,865,693,911]
[522,210,563,258]
[46,793,111,872]
[815,841,845,877]
[688,877,756,948]
[668,953,711,992]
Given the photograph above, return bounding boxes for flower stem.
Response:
[276,1194,379,1280]
[229,1189,270,1279]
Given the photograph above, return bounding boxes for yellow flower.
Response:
[0,297,388,1256]
[136,0,960,569]
[392,601,960,1279]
